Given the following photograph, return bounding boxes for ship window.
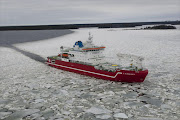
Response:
[70,54,74,57]
[51,60,55,63]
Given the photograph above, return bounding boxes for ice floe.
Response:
[113,113,128,119]
[85,106,112,114]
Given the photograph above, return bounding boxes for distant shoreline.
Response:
[124,24,177,30]
[0,21,179,31]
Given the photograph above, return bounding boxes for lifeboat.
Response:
[58,53,68,58]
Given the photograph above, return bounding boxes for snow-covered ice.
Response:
[0,27,180,120]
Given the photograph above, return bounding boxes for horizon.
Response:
[0,20,179,27]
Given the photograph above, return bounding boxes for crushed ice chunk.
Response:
[60,89,69,96]
[29,113,41,119]
[113,113,128,119]
[62,110,70,115]
[44,84,52,89]
[38,75,46,79]
[137,117,163,120]
[115,90,127,95]
[139,106,149,113]
[25,83,39,90]
[42,108,55,119]
[175,101,180,106]
[0,99,12,104]
[3,109,40,120]
[139,96,162,107]
[0,112,12,119]
[79,113,96,119]
[34,99,45,103]
[160,104,171,110]
[86,107,112,114]
[121,84,128,87]
[13,76,18,79]
[41,92,50,98]
[123,92,138,98]
[104,91,115,96]
[96,114,112,119]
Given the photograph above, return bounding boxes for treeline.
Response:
[0,21,179,31]
[143,25,176,29]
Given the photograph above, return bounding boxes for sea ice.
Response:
[0,27,180,120]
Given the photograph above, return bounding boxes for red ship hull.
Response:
[46,58,148,82]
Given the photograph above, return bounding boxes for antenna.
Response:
[60,46,63,51]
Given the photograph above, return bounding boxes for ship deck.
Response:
[47,55,144,72]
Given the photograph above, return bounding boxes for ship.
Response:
[46,33,148,82]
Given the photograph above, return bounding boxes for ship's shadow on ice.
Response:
[10,45,46,63]
[0,30,74,63]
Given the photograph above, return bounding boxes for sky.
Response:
[0,0,180,26]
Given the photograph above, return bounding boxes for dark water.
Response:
[0,30,74,62]
[0,30,74,45]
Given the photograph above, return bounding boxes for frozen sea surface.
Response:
[0,27,180,120]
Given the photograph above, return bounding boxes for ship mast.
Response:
[60,46,63,58]
[88,32,93,43]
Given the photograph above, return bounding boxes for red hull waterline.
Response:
[46,58,148,83]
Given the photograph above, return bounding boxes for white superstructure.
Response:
[60,33,105,65]
[59,33,144,71]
